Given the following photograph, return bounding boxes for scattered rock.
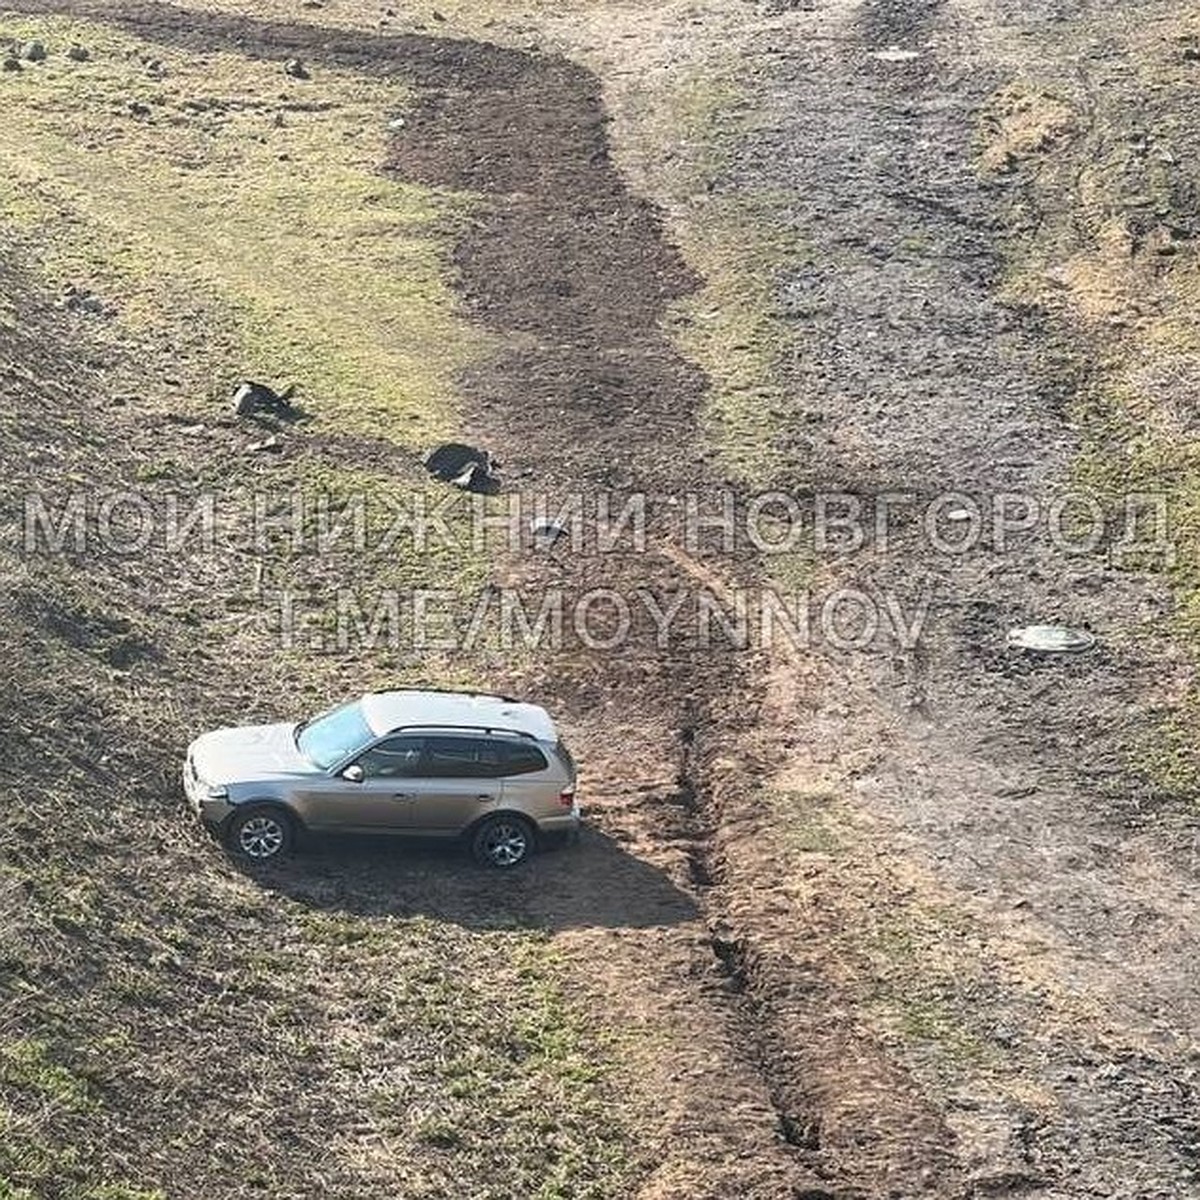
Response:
[128,101,152,118]
[21,41,47,62]
[1182,45,1200,63]
[62,285,115,317]
[283,58,310,80]
[66,44,90,62]
[432,9,447,20]
[248,435,283,453]
[531,518,568,551]
[388,115,406,130]
[2,56,22,73]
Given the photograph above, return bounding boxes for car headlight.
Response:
[204,785,230,801]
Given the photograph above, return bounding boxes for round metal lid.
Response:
[1006,625,1096,653]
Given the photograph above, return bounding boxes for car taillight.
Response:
[559,787,575,808]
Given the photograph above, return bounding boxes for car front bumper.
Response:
[183,758,234,828]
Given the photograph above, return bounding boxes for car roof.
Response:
[360,689,558,743]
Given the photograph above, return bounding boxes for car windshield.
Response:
[296,700,374,771]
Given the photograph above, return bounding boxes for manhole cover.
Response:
[1006,625,1096,653]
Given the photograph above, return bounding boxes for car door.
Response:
[401,735,503,835]
[292,735,426,832]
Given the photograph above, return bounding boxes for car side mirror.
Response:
[342,764,364,784]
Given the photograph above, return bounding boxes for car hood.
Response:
[189,721,317,786]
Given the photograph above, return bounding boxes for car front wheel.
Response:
[226,806,293,862]
[471,814,535,869]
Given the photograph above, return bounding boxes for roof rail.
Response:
[371,685,521,704]
[382,723,538,740]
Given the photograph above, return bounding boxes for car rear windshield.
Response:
[296,700,374,770]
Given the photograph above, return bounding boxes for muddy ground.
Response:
[2,0,1199,1198]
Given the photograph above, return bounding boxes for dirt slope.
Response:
[2,1,1199,1199]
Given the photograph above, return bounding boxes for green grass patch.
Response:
[648,59,807,489]
[0,11,488,442]
[0,1039,94,1113]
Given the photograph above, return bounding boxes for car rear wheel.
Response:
[471,814,535,869]
[226,807,293,862]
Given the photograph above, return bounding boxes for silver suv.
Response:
[184,688,579,868]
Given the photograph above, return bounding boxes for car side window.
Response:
[357,736,425,779]
[499,742,548,776]
[423,736,505,779]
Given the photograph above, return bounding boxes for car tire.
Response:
[225,806,294,863]
[471,814,535,869]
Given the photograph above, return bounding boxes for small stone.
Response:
[870,46,920,63]
[388,115,406,130]
[2,56,22,73]
[1183,45,1200,62]
[283,58,310,80]
[531,518,568,550]
[67,44,90,62]
[22,41,47,62]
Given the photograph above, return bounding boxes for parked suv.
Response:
[183,689,579,868]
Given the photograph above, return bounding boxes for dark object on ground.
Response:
[22,41,47,62]
[67,44,90,62]
[284,58,310,79]
[233,380,298,419]
[425,442,502,494]
[531,517,568,551]
[3,56,22,72]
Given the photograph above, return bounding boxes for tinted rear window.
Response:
[420,736,549,778]
[500,743,548,777]
[423,736,503,779]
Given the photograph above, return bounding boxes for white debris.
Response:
[1006,625,1096,653]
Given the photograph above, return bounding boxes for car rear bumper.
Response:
[536,812,582,845]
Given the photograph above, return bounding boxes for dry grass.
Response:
[0,9,487,440]
[0,10,638,1197]
[976,7,1200,795]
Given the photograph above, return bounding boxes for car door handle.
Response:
[393,792,414,800]
[476,794,492,802]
